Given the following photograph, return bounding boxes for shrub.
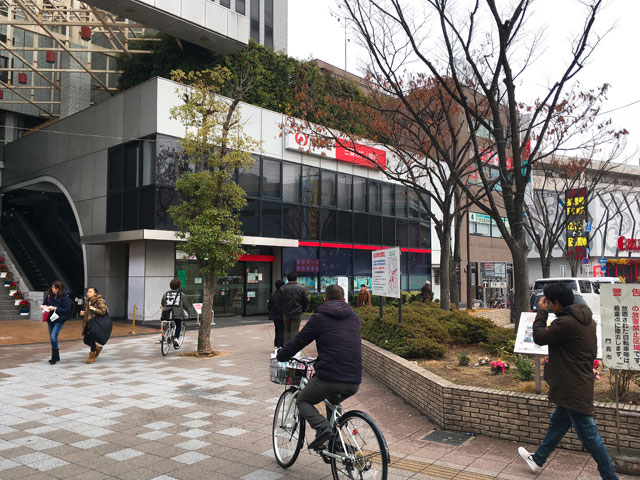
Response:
[359,303,450,359]
[513,355,535,381]
[457,351,471,366]
[441,312,496,344]
[481,327,516,356]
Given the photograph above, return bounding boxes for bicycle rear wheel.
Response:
[272,388,305,468]
[160,325,172,356]
[330,410,389,480]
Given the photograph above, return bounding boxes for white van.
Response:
[531,277,603,314]
[590,277,622,293]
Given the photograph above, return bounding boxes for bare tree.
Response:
[338,0,626,327]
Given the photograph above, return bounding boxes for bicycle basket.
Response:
[269,357,312,386]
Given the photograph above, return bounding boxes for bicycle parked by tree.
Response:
[271,357,389,479]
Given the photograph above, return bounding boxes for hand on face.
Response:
[538,296,550,311]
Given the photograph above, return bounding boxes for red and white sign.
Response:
[286,131,387,170]
[618,236,640,251]
[593,266,603,278]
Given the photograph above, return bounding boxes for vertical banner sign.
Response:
[371,248,401,299]
[565,188,589,262]
[337,276,349,302]
[600,284,640,371]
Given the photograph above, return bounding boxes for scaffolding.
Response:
[0,0,156,118]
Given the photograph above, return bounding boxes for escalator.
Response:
[0,189,83,296]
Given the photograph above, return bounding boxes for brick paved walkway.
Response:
[0,321,629,479]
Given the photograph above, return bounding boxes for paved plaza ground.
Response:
[0,320,630,480]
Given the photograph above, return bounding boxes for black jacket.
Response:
[276,281,309,316]
[277,300,362,384]
[533,304,597,416]
[268,290,283,321]
[43,289,73,323]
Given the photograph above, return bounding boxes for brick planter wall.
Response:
[362,340,640,451]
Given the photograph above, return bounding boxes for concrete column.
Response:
[127,240,175,321]
[59,47,91,118]
[86,243,127,317]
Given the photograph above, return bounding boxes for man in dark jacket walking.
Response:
[518,283,618,479]
[268,280,285,348]
[277,284,361,450]
[276,272,310,344]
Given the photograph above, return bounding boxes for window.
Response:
[262,159,281,198]
[321,171,336,207]
[264,0,273,49]
[238,158,260,197]
[337,173,352,210]
[354,214,367,244]
[283,204,301,238]
[283,162,300,203]
[262,201,281,237]
[408,189,420,218]
[369,215,382,245]
[108,146,123,192]
[369,181,380,212]
[250,0,260,42]
[383,217,395,246]
[301,166,319,205]
[302,207,319,239]
[579,280,592,294]
[382,184,394,215]
[396,219,407,246]
[235,0,245,15]
[337,211,353,243]
[123,142,139,189]
[353,176,366,211]
[469,212,508,238]
[319,209,336,241]
[395,186,407,217]
[220,0,230,7]
[239,198,259,236]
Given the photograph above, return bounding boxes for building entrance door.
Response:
[214,263,244,316]
[244,261,272,315]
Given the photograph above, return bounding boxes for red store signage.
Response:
[618,236,640,251]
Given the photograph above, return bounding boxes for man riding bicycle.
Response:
[276,284,362,450]
[160,278,192,348]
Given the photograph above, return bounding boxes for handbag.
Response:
[88,313,113,345]
[42,310,49,322]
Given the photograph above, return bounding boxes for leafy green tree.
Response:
[117,38,368,136]
[168,67,257,355]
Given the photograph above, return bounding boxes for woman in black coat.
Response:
[42,280,73,365]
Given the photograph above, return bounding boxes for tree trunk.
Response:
[439,235,451,311]
[198,274,216,355]
[511,244,529,332]
[450,213,463,308]
[449,256,460,308]
[541,257,551,278]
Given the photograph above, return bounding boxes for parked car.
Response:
[590,277,622,293]
[531,277,599,313]
[530,291,588,313]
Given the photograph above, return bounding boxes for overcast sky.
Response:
[288,1,640,165]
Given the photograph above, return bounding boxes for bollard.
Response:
[129,304,136,335]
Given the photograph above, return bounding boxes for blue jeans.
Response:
[47,321,64,350]
[533,406,618,480]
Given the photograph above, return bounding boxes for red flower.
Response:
[9,281,16,287]
[19,300,29,306]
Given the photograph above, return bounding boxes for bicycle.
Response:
[271,357,389,479]
[160,319,185,356]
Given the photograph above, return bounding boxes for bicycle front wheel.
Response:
[175,323,185,349]
[330,410,389,480]
[272,388,305,468]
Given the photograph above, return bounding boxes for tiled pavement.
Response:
[0,321,630,480]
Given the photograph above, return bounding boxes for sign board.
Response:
[592,266,603,278]
[371,248,401,298]
[598,258,608,264]
[515,312,602,358]
[337,276,349,302]
[600,284,640,370]
[285,130,387,170]
[177,270,187,285]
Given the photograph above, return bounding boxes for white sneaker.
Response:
[518,447,541,473]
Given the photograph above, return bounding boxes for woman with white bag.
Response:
[41,280,73,365]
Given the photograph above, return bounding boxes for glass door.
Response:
[214,263,244,316]
[244,261,272,315]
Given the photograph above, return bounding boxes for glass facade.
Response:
[106,134,432,312]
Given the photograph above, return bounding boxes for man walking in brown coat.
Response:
[518,283,618,479]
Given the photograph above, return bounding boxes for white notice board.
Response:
[337,276,349,302]
[371,248,401,298]
[515,312,602,359]
[600,284,640,371]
